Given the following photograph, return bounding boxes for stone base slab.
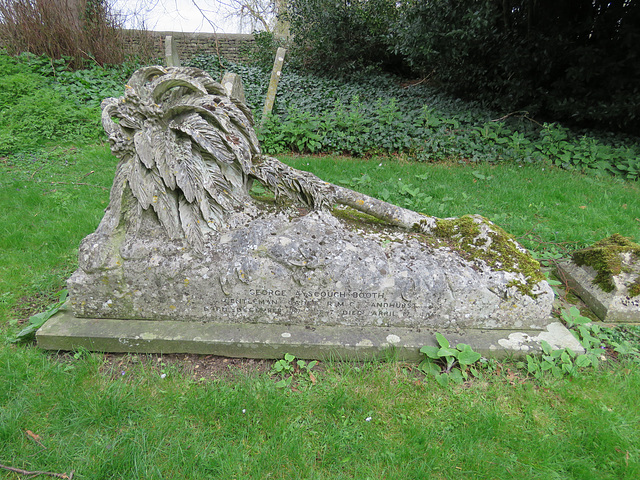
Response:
[37,305,583,361]
[557,262,640,323]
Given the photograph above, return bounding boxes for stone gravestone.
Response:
[165,36,181,67]
[221,71,246,105]
[37,66,582,359]
[557,235,640,323]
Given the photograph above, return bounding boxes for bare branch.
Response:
[0,463,74,479]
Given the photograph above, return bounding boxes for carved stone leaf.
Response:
[178,196,206,253]
[154,130,178,190]
[96,158,132,235]
[224,105,260,156]
[170,113,236,165]
[202,161,236,213]
[128,157,156,209]
[151,73,208,103]
[150,178,182,240]
[125,66,168,94]
[172,135,206,204]
[172,67,227,96]
[134,131,156,169]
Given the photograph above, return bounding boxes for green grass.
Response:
[0,146,114,320]
[1,346,639,479]
[1,147,640,478]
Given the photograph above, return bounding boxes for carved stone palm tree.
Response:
[98,66,437,255]
[68,65,553,331]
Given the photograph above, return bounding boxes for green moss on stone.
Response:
[572,234,640,294]
[430,215,545,297]
[332,206,390,229]
[333,209,545,298]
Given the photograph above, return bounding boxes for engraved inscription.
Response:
[208,288,420,322]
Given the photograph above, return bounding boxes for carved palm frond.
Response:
[97,66,440,257]
[98,66,261,252]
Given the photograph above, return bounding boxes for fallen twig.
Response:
[491,111,544,127]
[0,463,74,479]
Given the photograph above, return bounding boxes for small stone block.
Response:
[557,261,640,323]
[37,305,583,360]
[165,35,181,67]
[221,72,246,104]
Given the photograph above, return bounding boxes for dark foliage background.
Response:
[286,0,640,135]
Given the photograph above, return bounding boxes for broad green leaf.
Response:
[551,349,564,359]
[420,345,441,359]
[435,374,449,387]
[435,332,450,348]
[576,355,592,368]
[419,360,441,377]
[437,347,458,358]
[458,349,481,366]
[449,369,464,384]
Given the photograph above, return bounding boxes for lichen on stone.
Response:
[428,215,545,297]
[572,234,640,295]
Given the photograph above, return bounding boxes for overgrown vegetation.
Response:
[191,53,640,180]
[0,0,143,67]
[286,0,640,136]
[0,51,134,154]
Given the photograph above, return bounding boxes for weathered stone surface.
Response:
[556,235,640,323]
[45,65,559,358]
[557,260,640,323]
[164,35,181,67]
[221,72,246,105]
[68,205,553,330]
[37,305,583,360]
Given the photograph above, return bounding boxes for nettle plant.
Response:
[419,333,482,386]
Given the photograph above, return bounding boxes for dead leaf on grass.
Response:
[25,430,41,442]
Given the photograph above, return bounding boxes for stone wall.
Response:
[123,30,255,63]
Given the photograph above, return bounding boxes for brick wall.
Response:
[123,30,255,63]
